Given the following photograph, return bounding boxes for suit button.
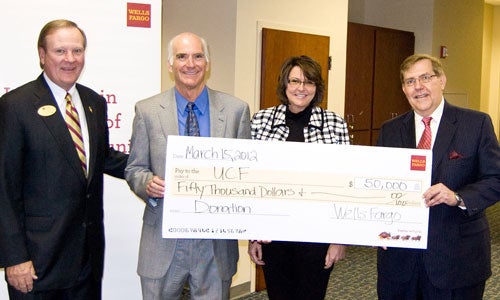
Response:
[82,223,87,228]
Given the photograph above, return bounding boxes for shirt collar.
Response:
[175,86,209,116]
[43,72,76,103]
[414,96,444,125]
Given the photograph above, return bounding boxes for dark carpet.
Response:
[236,204,500,299]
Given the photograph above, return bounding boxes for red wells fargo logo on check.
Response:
[127,3,151,28]
[410,155,427,171]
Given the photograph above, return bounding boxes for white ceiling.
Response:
[485,0,500,5]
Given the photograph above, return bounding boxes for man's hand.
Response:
[6,261,38,293]
[423,183,459,207]
[146,175,165,198]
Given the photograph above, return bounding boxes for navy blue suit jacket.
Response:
[0,74,128,291]
[376,101,500,289]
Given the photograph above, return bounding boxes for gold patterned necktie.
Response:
[65,93,87,176]
[417,116,432,149]
[185,102,200,136]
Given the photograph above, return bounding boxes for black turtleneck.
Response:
[285,105,312,142]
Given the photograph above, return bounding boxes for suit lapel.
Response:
[158,89,180,136]
[400,112,416,148]
[78,85,97,181]
[431,102,457,180]
[33,76,87,182]
[208,88,225,137]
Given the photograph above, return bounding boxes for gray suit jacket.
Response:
[125,87,251,280]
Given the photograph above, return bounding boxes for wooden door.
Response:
[260,28,330,110]
[349,129,371,146]
[372,28,414,129]
[344,22,374,132]
[345,23,414,146]
[256,28,330,292]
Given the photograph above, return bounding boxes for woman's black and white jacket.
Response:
[251,104,350,144]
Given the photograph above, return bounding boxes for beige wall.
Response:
[433,0,500,137]
[162,0,237,94]
[481,4,493,116]
[433,0,484,110]
[495,7,500,135]
[482,5,500,136]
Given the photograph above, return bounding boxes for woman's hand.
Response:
[324,244,346,269]
[248,241,266,265]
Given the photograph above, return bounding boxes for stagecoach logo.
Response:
[127,3,151,28]
[410,155,427,171]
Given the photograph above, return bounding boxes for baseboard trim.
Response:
[230,281,251,299]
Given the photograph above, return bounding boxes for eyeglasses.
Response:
[403,74,438,87]
[288,78,316,88]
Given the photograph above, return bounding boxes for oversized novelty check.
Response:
[162,135,432,249]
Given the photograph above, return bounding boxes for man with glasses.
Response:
[125,32,251,299]
[376,54,500,299]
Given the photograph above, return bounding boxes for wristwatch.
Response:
[454,193,463,207]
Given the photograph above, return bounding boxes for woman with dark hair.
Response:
[248,55,349,300]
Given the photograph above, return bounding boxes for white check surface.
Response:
[163,136,432,249]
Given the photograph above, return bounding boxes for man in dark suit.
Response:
[0,19,128,299]
[376,54,500,300]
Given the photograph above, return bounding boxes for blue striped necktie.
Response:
[185,102,200,136]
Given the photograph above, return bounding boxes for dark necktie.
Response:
[417,116,432,149]
[185,102,200,136]
[65,93,87,176]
